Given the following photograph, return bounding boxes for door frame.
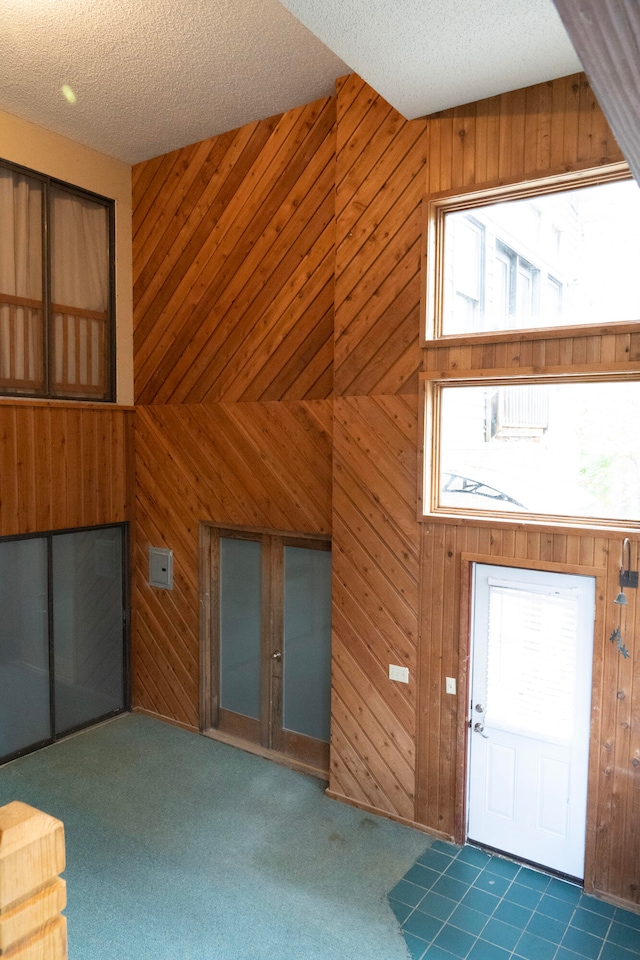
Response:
[455,553,606,890]
[199,522,332,777]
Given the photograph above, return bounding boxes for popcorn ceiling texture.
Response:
[0,0,347,164]
[0,0,580,165]
[279,0,582,119]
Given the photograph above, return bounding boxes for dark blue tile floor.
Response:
[388,842,640,960]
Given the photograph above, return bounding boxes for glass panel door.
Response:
[283,545,331,742]
[52,527,125,735]
[0,538,50,758]
[0,524,127,764]
[210,530,331,773]
[218,537,263,743]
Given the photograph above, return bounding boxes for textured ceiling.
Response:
[280,0,583,120]
[0,0,582,166]
[0,0,348,164]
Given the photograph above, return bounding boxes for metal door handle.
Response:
[271,650,282,661]
[474,722,489,739]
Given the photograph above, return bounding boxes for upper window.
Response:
[431,176,640,338]
[0,160,114,401]
[429,379,640,525]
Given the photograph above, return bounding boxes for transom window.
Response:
[426,379,640,525]
[0,159,114,401]
[430,175,640,338]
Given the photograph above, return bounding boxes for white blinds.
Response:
[486,579,579,743]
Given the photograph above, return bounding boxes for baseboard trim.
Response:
[132,706,199,734]
[201,727,329,782]
[324,789,454,841]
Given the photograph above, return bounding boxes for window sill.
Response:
[421,509,640,535]
[0,396,135,411]
[423,319,640,350]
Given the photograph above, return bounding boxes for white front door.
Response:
[467,563,595,878]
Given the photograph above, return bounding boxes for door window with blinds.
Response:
[485,578,579,742]
[0,159,114,401]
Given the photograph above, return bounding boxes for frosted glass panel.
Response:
[220,538,261,720]
[283,546,331,742]
[52,527,125,734]
[0,538,50,757]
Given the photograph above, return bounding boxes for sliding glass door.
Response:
[0,538,50,758]
[0,524,128,763]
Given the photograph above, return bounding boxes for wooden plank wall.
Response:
[131,72,640,907]
[133,401,332,728]
[133,96,335,405]
[0,400,132,537]
[131,96,337,728]
[328,74,426,822]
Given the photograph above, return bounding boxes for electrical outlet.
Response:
[389,664,409,683]
[445,677,457,695]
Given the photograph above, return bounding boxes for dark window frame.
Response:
[0,156,116,402]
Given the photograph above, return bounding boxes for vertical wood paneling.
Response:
[0,401,132,537]
[416,524,640,904]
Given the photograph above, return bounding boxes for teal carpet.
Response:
[0,714,429,960]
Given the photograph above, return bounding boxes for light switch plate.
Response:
[446,677,457,695]
[389,664,409,683]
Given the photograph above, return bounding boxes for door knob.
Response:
[271,650,282,661]
[474,722,489,739]
[475,703,484,713]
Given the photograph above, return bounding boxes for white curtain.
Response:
[0,169,43,385]
[50,187,109,392]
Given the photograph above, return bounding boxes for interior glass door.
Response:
[213,530,331,773]
[218,536,263,744]
[0,538,50,758]
[280,543,331,768]
[0,524,128,763]
[52,526,126,735]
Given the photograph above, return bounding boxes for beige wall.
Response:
[0,108,133,405]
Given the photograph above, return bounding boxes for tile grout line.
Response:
[389,843,640,960]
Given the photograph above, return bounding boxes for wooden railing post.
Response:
[0,802,67,958]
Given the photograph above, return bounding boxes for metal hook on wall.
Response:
[611,538,636,658]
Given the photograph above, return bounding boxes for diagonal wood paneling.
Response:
[132,400,332,727]
[334,75,427,398]
[129,69,639,909]
[329,394,421,821]
[0,401,133,537]
[133,97,336,405]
